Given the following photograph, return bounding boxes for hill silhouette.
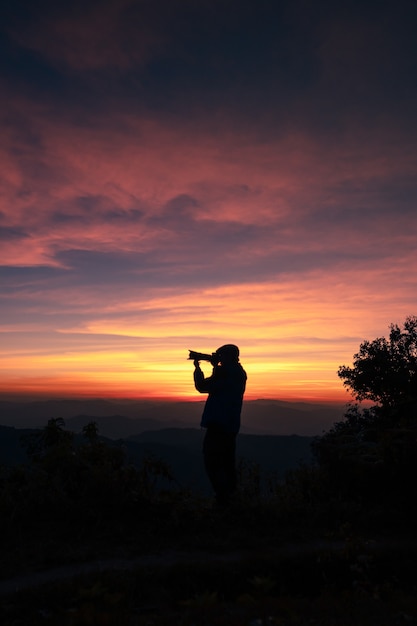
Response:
[124,428,314,491]
[0,423,314,494]
[0,397,345,435]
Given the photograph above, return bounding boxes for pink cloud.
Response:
[0,86,415,276]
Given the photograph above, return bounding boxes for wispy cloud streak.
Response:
[0,0,416,400]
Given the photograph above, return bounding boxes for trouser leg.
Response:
[203,426,237,504]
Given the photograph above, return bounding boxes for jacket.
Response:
[194,362,247,434]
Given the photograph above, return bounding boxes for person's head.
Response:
[215,344,240,364]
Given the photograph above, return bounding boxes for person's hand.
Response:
[194,359,201,368]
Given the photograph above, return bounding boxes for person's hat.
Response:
[216,344,240,361]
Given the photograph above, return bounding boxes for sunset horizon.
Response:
[0,386,351,405]
[1,1,416,406]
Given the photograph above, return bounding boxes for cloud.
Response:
[2,261,414,399]
[0,0,416,400]
[4,0,415,131]
[0,226,29,240]
[0,98,415,283]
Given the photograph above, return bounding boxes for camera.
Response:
[188,350,218,364]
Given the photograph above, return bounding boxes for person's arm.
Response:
[193,361,221,393]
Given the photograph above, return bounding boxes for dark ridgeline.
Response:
[0,397,345,434]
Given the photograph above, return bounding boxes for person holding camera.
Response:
[192,344,247,506]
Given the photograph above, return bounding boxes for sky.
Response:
[0,0,416,402]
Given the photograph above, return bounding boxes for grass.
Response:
[2,544,417,625]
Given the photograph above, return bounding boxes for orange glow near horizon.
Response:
[1,272,414,404]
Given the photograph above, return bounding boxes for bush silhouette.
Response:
[314,316,417,522]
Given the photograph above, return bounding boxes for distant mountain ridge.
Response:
[0,397,345,436]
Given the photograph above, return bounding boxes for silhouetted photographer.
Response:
[190,344,247,506]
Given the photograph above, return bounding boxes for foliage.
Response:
[338,315,417,411]
[236,457,262,501]
[314,316,417,520]
[0,417,183,563]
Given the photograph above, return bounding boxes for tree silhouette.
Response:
[338,315,417,413]
[314,316,417,520]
